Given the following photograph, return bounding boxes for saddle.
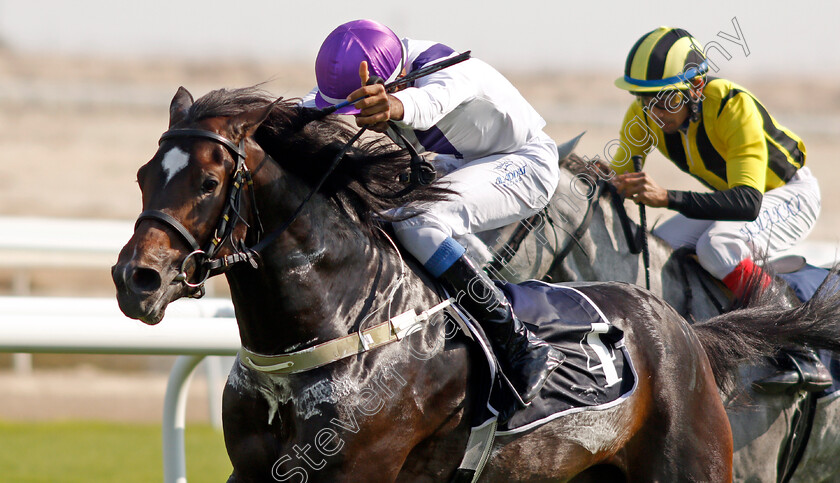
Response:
[447,279,636,482]
[672,248,837,312]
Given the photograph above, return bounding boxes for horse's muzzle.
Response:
[112,262,169,324]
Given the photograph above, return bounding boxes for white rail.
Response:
[0,215,231,373]
[0,216,134,270]
[0,296,240,483]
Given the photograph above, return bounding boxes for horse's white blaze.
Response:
[161,147,190,186]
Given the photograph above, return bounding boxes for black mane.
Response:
[558,152,591,176]
[558,153,615,200]
[187,86,452,233]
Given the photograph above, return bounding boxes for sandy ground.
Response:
[0,48,838,422]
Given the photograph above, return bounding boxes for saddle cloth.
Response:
[778,263,838,303]
[784,265,840,400]
[457,279,638,434]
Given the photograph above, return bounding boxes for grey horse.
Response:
[478,146,840,483]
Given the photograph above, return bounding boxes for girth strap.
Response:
[240,299,458,375]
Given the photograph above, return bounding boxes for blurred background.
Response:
[0,1,838,480]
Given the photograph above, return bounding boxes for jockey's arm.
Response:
[668,92,767,221]
[667,185,763,221]
[389,58,475,131]
[612,96,766,220]
[350,58,473,133]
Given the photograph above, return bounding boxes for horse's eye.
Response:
[201,178,220,194]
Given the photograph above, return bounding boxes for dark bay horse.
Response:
[112,87,840,482]
[538,155,840,482]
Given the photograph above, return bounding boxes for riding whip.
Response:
[317,51,472,116]
[632,155,651,290]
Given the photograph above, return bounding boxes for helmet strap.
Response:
[688,100,701,123]
[685,77,705,123]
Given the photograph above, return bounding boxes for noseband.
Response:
[135,128,262,297]
[133,123,368,297]
[134,108,450,297]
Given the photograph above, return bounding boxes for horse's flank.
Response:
[112,86,840,482]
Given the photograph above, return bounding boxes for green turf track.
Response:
[0,420,232,482]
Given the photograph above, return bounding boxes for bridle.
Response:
[542,179,644,277]
[135,128,264,297]
[134,120,434,297]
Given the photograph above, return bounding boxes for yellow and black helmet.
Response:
[615,27,708,93]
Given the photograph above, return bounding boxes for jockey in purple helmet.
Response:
[301,19,563,405]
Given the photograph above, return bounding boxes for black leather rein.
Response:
[542,179,644,278]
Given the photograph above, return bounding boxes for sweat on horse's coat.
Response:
[111,86,840,482]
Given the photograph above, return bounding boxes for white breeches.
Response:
[653,167,821,279]
[393,132,560,266]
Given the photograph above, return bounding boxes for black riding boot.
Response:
[439,255,564,404]
[753,348,832,394]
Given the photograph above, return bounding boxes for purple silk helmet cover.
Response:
[314,19,405,114]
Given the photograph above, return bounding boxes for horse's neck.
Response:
[562,196,701,314]
[582,197,740,319]
[227,188,436,355]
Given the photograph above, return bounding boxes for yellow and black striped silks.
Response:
[611,78,806,193]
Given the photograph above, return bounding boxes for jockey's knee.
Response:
[696,232,749,280]
[392,218,453,265]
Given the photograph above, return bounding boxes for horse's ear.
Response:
[169,87,194,127]
[230,98,282,141]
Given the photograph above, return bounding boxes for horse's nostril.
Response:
[130,267,162,293]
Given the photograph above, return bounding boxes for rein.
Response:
[543,179,648,279]
[632,155,652,290]
[607,183,645,255]
[134,125,367,296]
[543,180,605,277]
